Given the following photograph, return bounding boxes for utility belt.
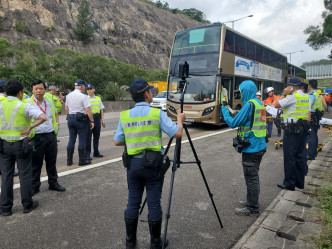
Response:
[74,112,89,123]
[93,113,101,119]
[122,150,170,180]
[281,119,311,135]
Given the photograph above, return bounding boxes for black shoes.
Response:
[307,157,315,160]
[23,200,39,213]
[49,183,66,192]
[238,200,248,207]
[234,207,259,217]
[67,148,74,166]
[94,154,104,158]
[78,149,91,166]
[277,183,295,191]
[125,216,138,249]
[1,210,12,216]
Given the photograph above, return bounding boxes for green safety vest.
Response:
[22,93,28,103]
[238,99,267,138]
[45,92,62,114]
[120,108,162,155]
[283,92,310,120]
[312,92,323,111]
[89,96,102,114]
[29,97,58,137]
[0,99,29,141]
[220,88,228,102]
[0,96,6,101]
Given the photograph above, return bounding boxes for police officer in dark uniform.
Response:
[114,79,185,249]
[275,78,310,191]
[65,79,94,166]
[0,80,47,216]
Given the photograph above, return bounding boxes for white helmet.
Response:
[256,91,261,96]
[266,87,274,93]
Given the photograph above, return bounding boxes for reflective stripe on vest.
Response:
[89,96,102,114]
[120,108,162,155]
[29,97,58,137]
[220,88,228,102]
[0,99,29,141]
[238,99,266,138]
[283,92,310,120]
[312,92,323,111]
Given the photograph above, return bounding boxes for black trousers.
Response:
[86,116,101,157]
[32,132,58,190]
[283,132,307,190]
[0,140,33,212]
[242,149,266,212]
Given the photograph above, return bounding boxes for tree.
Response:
[304,0,332,58]
[74,0,94,44]
[182,8,206,22]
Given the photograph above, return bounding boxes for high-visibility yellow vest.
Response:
[44,92,62,113]
[22,93,28,103]
[238,99,267,138]
[283,92,310,120]
[312,92,323,111]
[120,108,162,155]
[29,97,58,137]
[0,98,29,141]
[0,96,6,101]
[220,88,228,102]
[89,96,102,114]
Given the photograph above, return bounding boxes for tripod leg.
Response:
[184,125,223,229]
[162,137,182,249]
[138,137,174,220]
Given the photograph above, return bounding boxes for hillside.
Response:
[0,0,202,69]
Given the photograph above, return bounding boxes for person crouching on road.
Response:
[29,79,65,196]
[85,83,106,160]
[274,78,310,191]
[0,80,47,216]
[114,78,185,249]
[222,80,267,217]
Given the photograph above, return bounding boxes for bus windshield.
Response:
[172,25,221,56]
[167,75,217,103]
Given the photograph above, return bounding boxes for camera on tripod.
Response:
[233,136,251,153]
[178,61,189,92]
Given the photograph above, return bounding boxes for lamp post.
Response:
[284,50,304,64]
[223,15,254,29]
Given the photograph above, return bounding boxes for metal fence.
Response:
[306,64,332,79]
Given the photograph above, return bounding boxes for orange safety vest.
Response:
[264,95,280,105]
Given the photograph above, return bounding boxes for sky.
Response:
[164,0,331,68]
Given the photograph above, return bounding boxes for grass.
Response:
[311,174,332,248]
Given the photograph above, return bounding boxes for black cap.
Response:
[75,79,85,86]
[130,79,153,93]
[0,80,7,87]
[288,77,302,86]
[86,83,94,89]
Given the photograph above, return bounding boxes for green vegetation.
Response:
[311,174,332,248]
[304,0,332,59]
[45,25,55,31]
[15,19,30,34]
[318,79,332,88]
[74,0,94,44]
[0,38,167,101]
[139,0,211,23]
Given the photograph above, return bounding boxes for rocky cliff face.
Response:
[0,0,202,69]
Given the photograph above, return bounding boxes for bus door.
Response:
[221,77,233,107]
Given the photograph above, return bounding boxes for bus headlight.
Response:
[168,105,177,115]
[202,106,215,116]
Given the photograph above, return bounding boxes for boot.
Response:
[78,148,91,166]
[149,217,168,249]
[125,216,138,249]
[67,148,74,166]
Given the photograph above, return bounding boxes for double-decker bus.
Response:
[288,63,306,82]
[166,24,288,125]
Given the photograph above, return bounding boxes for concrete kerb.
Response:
[232,133,332,249]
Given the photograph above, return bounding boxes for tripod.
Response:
[139,75,223,248]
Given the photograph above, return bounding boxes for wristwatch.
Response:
[90,120,94,123]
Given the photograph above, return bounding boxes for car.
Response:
[150,91,167,111]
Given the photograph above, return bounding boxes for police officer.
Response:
[85,83,106,160]
[29,79,65,195]
[65,79,94,166]
[275,77,310,191]
[45,85,63,114]
[0,80,47,216]
[114,79,185,249]
[264,87,281,137]
[306,80,324,160]
[0,80,19,177]
[222,80,266,217]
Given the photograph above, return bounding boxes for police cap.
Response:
[130,78,153,93]
[288,77,302,86]
[0,80,7,87]
[75,79,85,86]
[86,83,95,89]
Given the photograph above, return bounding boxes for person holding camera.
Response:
[0,80,47,216]
[65,79,94,166]
[274,77,310,191]
[222,80,266,217]
[114,78,185,249]
[306,80,325,160]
